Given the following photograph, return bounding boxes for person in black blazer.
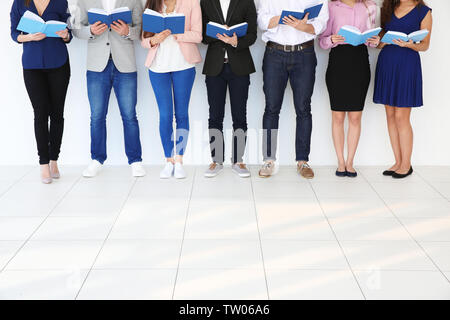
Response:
[201,0,257,178]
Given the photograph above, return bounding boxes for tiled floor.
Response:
[0,165,450,300]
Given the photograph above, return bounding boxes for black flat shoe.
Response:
[336,170,347,177]
[392,167,414,179]
[383,170,395,176]
[346,170,358,178]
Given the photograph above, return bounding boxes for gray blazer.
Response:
[72,0,143,73]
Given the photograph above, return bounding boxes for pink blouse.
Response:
[319,0,378,49]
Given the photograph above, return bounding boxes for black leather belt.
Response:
[267,40,314,52]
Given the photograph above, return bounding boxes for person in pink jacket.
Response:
[319,0,380,178]
[142,0,202,179]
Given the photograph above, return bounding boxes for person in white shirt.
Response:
[257,0,329,180]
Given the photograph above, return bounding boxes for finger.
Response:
[303,12,310,21]
[92,21,101,27]
[117,20,125,25]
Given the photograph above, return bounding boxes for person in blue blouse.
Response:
[10,0,72,184]
[374,0,432,179]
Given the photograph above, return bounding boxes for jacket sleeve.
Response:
[128,0,143,41]
[71,0,95,40]
[176,0,202,43]
[200,0,221,45]
[234,0,257,51]
[10,0,21,43]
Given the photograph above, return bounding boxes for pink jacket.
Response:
[141,0,202,68]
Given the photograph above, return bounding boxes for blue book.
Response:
[206,22,248,39]
[279,3,323,25]
[17,10,67,38]
[88,7,132,27]
[338,25,382,46]
[381,29,429,45]
[143,9,185,34]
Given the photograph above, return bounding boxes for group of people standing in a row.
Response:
[10,0,432,184]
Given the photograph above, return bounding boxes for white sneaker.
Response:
[174,163,186,179]
[83,160,103,178]
[131,162,146,177]
[160,162,174,179]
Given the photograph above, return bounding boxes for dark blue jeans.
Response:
[87,59,142,165]
[262,46,317,162]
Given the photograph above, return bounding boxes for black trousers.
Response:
[206,64,250,164]
[23,60,71,165]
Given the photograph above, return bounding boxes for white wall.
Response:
[1,0,449,166]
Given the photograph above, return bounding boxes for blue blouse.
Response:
[10,0,72,70]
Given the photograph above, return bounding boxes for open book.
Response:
[206,22,248,39]
[279,3,323,25]
[381,29,429,45]
[88,7,132,27]
[338,26,382,46]
[17,10,67,38]
[143,9,185,34]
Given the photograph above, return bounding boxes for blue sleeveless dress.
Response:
[373,5,431,108]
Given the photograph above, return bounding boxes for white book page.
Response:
[88,8,108,15]
[387,31,407,37]
[46,20,67,25]
[409,29,428,37]
[230,22,248,30]
[363,27,381,35]
[341,25,361,34]
[208,22,226,29]
[23,10,44,23]
[111,7,130,14]
[144,9,163,17]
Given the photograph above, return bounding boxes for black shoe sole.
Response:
[346,171,358,178]
[392,167,414,179]
[383,170,395,176]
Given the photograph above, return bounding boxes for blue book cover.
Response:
[143,9,185,34]
[381,30,429,45]
[88,7,132,27]
[17,10,67,38]
[206,22,248,39]
[279,3,323,25]
[338,26,381,46]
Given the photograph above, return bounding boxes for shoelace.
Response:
[299,163,311,170]
[263,162,274,170]
[209,163,217,170]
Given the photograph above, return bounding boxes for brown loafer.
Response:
[297,162,314,179]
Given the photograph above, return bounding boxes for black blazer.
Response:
[200,0,257,77]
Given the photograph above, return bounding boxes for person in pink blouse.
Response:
[319,0,380,178]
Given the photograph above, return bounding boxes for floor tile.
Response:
[266,269,364,300]
[52,195,126,217]
[340,241,436,271]
[319,198,394,219]
[429,182,450,200]
[179,239,263,269]
[262,240,349,270]
[253,181,315,199]
[174,268,268,300]
[250,166,306,182]
[401,218,450,242]
[384,198,450,218]
[311,181,379,199]
[355,270,450,300]
[421,242,450,271]
[30,217,115,241]
[192,180,253,199]
[359,167,423,183]
[67,180,135,198]
[80,166,136,182]
[256,198,335,240]
[0,195,61,217]
[184,199,259,239]
[93,239,182,269]
[0,182,14,196]
[0,166,32,182]
[0,217,44,240]
[329,217,412,241]
[370,181,443,199]
[311,167,365,183]
[6,240,103,270]
[77,269,176,300]
[131,180,193,199]
[0,241,24,269]
[21,166,82,183]
[0,269,88,300]
[415,166,450,182]
[109,199,188,239]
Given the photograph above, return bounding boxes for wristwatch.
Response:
[122,29,131,39]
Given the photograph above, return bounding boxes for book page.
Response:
[144,9,163,17]
[23,10,44,23]
[111,7,130,14]
[88,8,108,15]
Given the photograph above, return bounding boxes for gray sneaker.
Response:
[232,163,251,178]
[204,163,224,178]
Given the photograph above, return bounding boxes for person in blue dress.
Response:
[10,0,72,184]
[374,0,432,179]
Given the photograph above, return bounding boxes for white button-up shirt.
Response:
[257,0,329,45]
[220,0,231,58]
[102,0,117,13]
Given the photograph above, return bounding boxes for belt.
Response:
[267,40,314,52]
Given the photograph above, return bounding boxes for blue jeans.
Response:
[262,46,317,162]
[149,67,196,158]
[87,59,142,165]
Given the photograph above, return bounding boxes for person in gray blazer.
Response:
[72,0,146,178]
